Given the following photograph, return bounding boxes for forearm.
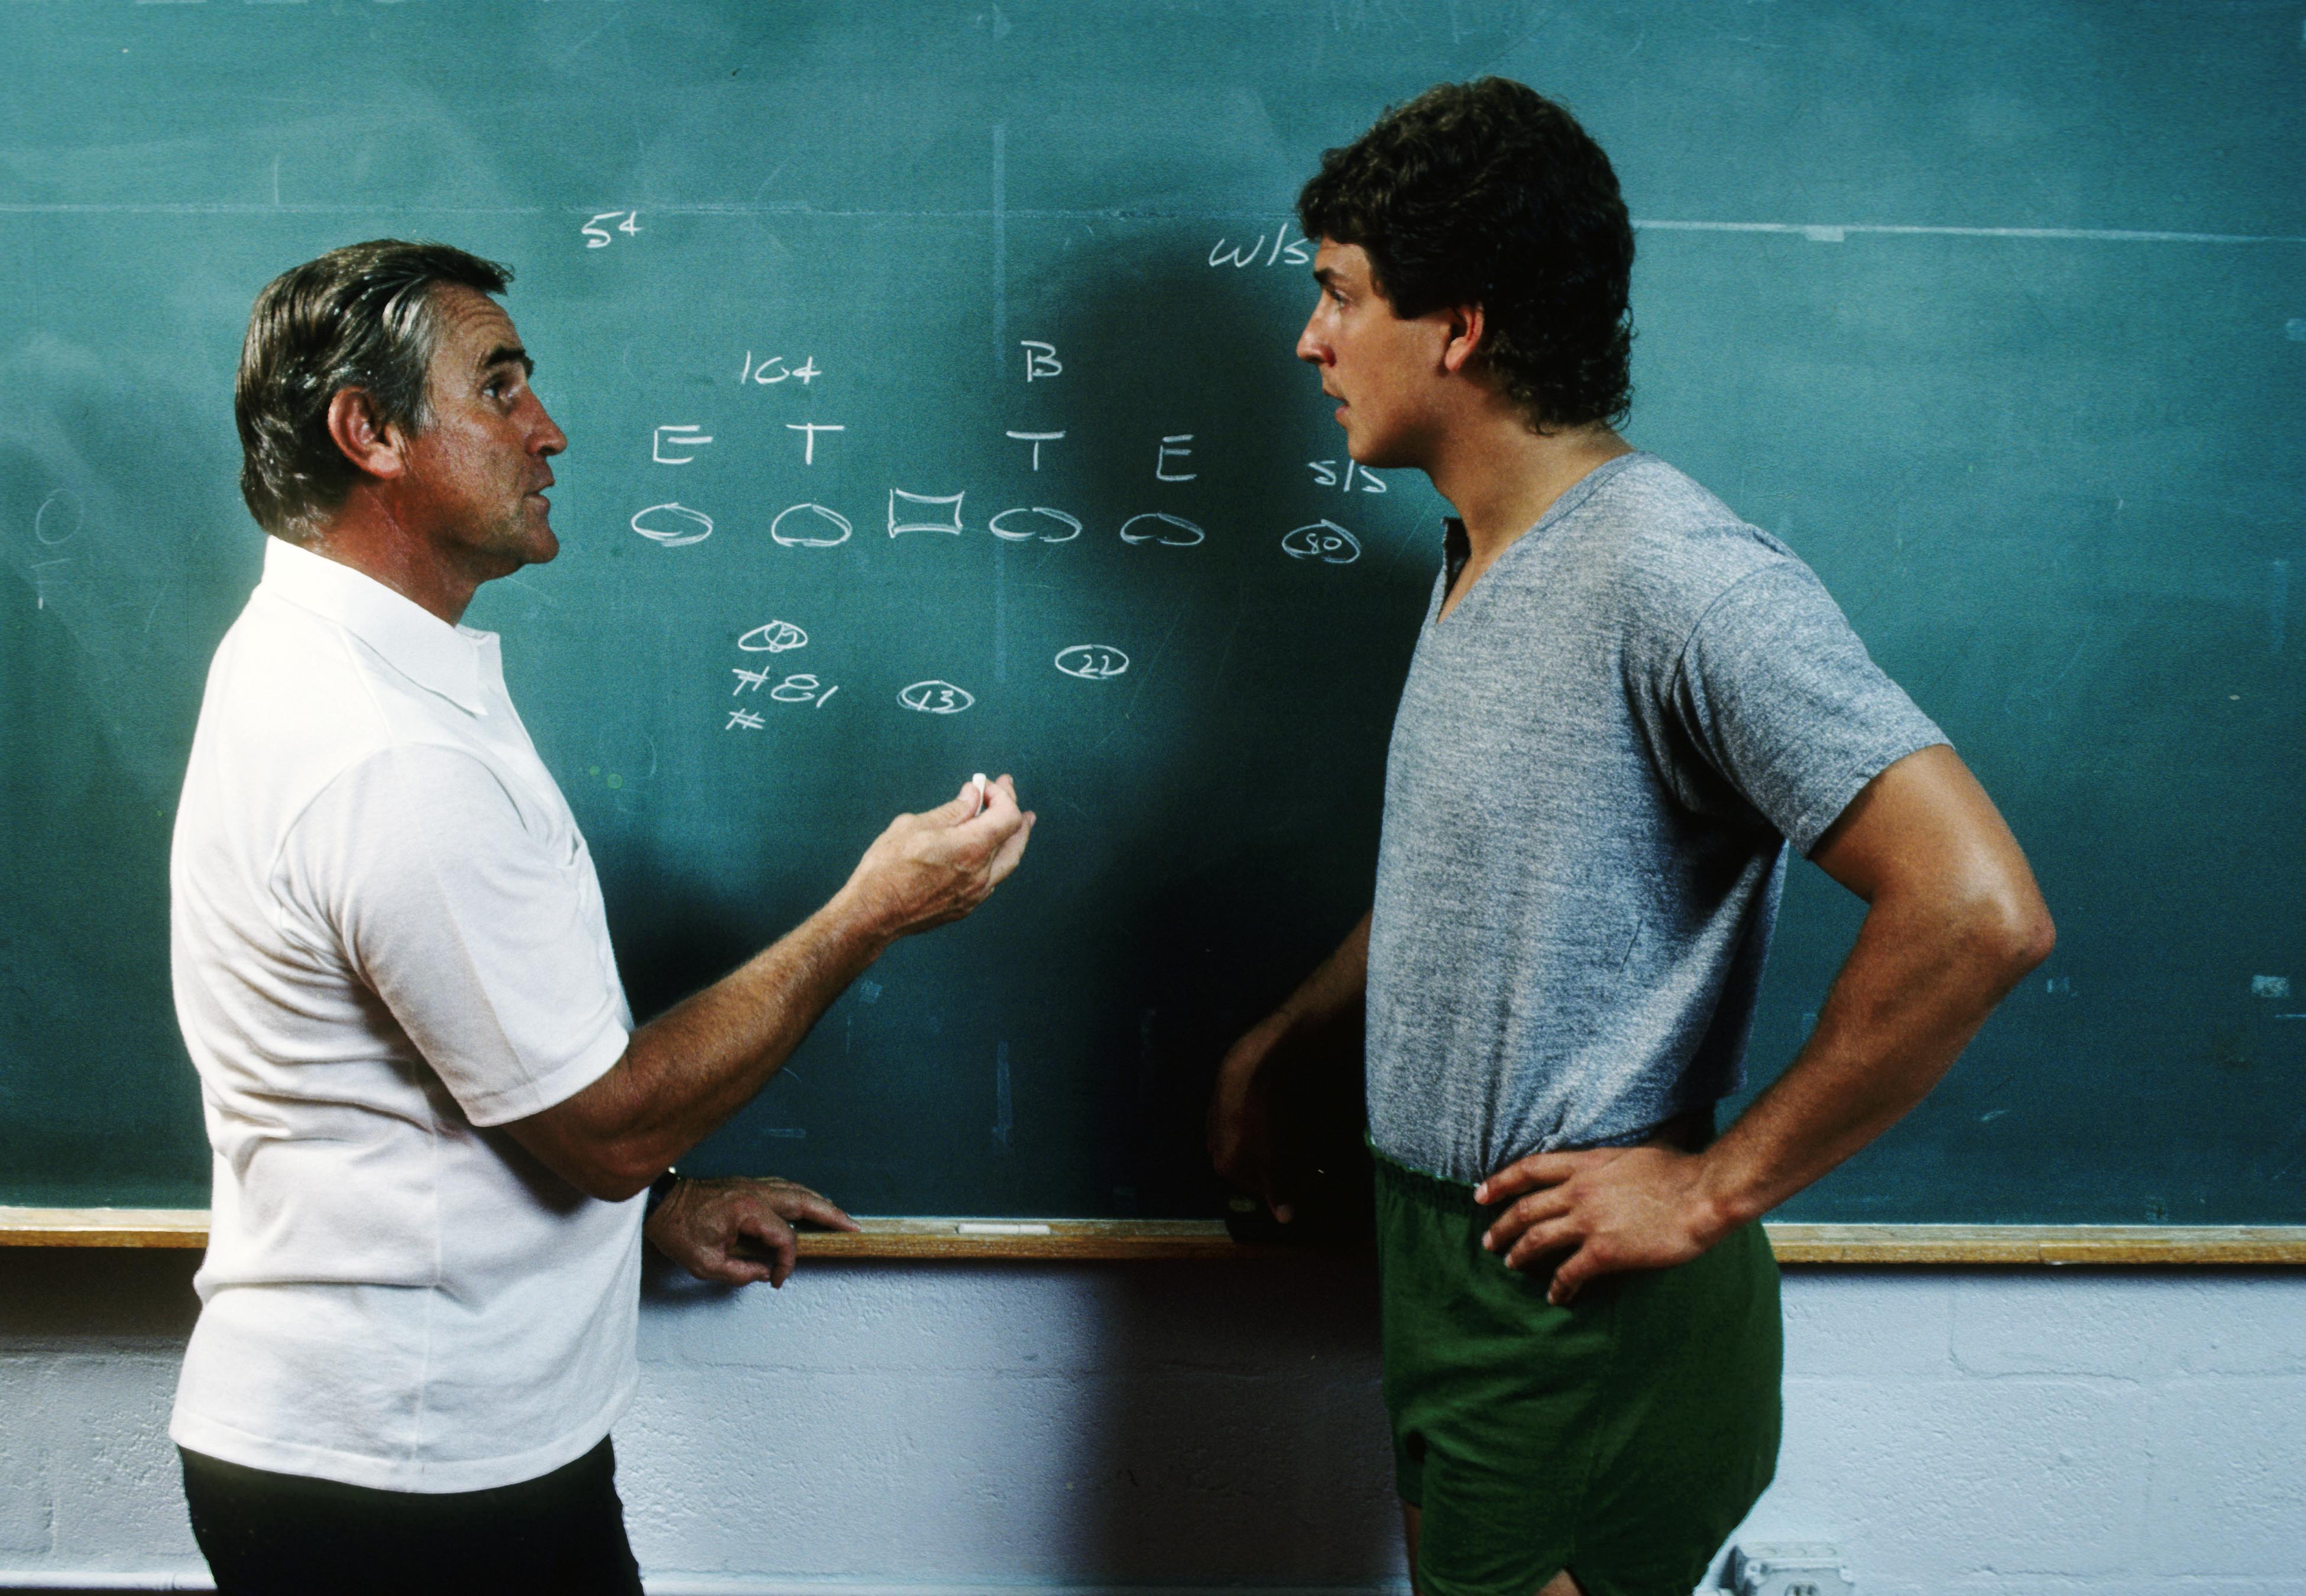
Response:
[1272,910,1372,1032]
[1692,884,2049,1231]
[542,887,890,1195]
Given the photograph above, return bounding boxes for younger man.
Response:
[1209,81,2052,1596]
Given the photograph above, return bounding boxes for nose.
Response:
[1296,312,1329,366]
[527,394,568,458]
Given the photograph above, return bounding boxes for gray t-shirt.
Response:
[1365,453,1945,1183]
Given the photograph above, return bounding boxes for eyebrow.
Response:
[478,343,535,378]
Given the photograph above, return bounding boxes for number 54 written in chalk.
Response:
[581,211,642,249]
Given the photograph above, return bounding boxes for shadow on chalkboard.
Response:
[1218,998,1376,1254]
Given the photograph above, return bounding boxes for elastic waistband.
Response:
[1369,1143,1486,1214]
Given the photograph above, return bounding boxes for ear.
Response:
[325,387,411,483]
[1439,303,1488,375]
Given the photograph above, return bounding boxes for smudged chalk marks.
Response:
[992,1040,1013,1150]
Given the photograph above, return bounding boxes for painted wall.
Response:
[1,1250,2301,1594]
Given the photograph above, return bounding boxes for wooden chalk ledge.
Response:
[2,1209,2305,1264]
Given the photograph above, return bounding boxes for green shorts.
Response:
[1375,1149,1782,1596]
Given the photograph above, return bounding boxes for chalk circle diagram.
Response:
[1118,512,1204,548]
[898,680,976,715]
[889,488,966,537]
[1054,644,1129,680]
[988,506,1083,544]
[770,502,853,548]
[630,502,712,547]
[738,619,808,653]
[1282,519,1362,566]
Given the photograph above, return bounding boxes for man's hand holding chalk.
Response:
[835,773,1035,940]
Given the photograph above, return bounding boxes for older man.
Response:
[169,239,1033,1594]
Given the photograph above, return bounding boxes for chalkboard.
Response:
[1,1,2299,1226]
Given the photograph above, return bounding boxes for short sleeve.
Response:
[1667,563,1949,855]
[284,743,631,1126]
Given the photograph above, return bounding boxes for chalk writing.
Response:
[899,680,976,714]
[1207,223,1312,269]
[1006,430,1065,470]
[732,667,772,694]
[737,619,808,653]
[727,707,765,731]
[1119,512,1204,548]
[652,424,713,465]
[890,489,966,537]
[770,502,853,548]
[630,502,712,547]
[582,210,641,249]
[1307,459,1387,494]
[740,352,823,385]
[1155,434,1197,482]
[786,423,844,465]
[1054,644,1129,680]
[1020,340,1062,380]
[988,506,1081,544]
[1281,520,1362,565]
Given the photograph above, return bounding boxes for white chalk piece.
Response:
[955,1222,1051,1237]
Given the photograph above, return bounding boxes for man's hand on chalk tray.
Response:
[644,1176,860,1287]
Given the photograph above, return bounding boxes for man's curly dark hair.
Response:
[1298,78,1634,433]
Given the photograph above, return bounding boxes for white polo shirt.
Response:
[169,536,642,1494]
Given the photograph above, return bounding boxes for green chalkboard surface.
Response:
[2,2,2301,1225]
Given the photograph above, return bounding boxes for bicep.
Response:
[1809,745,2051,944]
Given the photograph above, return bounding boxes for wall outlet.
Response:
[1731,1543,1856,1596]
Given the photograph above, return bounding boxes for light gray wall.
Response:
[1,1250,2301,1594]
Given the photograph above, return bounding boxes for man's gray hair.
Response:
[235,239,513,541]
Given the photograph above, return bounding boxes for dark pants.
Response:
[180,1436,645,1596]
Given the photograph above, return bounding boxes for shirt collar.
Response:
[258,537,495,718]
